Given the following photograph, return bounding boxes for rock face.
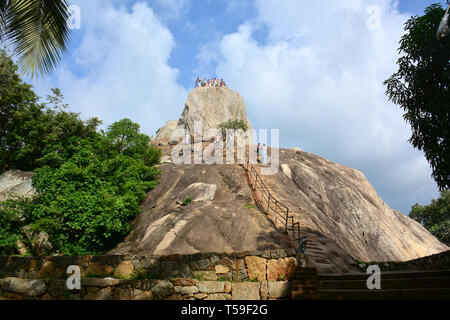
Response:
[178,183,217,203]
[0,170,35,201]
[179,87,252,138]
[266,148,448,264]
[155,120,179,144]
[155,87,252,145]
[116,87,447,273]
[110,163,293,255]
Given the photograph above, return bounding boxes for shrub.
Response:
[218,120,248,138]
[182,196,193,206]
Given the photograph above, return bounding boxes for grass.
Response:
[244,203,255,209]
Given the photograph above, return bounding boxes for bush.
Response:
[182,196,193,206]
[218,120,249,133]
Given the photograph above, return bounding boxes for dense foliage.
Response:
[384,4,450,190]
[0,51,161,255]
[410,190,450,245]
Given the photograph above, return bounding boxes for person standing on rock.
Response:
[262,143,268,164]
[257,143,262,163]
[184,133,190,145]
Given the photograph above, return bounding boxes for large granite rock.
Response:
[0,170,35,201]
[115,86,447,272]
[110,162,293,256]
[155,87,252,145]
[264,148,448,265]
[111,145,448,273]
[179,87,252,138]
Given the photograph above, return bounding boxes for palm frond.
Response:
[1,0,72,78]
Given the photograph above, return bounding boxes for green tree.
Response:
[0,0,72,78]
[0,51,101,173]
[410,190,450,245]
[384,4,449,190]
[0,51,162,255]
[104,118,161,166]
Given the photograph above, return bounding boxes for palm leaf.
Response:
[1,0,72,78]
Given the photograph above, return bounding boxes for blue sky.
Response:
[23,0,447,215]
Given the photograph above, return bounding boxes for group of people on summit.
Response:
[195,77,227,88]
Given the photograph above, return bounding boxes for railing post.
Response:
[291,216,294,238]
[267,193,271,214]
[285,212,288,233]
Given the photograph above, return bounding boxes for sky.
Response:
[22,0,447,215]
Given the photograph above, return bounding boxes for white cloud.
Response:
[33,0,188,137]
[198,0,439,212]
[155,0,191,20]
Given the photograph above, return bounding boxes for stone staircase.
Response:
[292,268,450,300]
[318,270,450,299]
[250,160,360,274]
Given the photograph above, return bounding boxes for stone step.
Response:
[318,269,450,280]
[317,288,450,300]
[319,276,450,290]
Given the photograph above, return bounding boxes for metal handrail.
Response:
[236,145,301,244]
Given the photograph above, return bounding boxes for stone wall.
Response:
[0,277,293,300]
[356,250,450,272]
[0,249,300,300]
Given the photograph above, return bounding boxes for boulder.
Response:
[151,280,173,299]
[267,257,297,281]
[232,282,260,300]
[198,281,225,294]
[178,183,217,203]
[155,120,181,145]
[180,286,199,295]
[0,170,35,201]
[7,278,46,297]
[268,281,291,299]
[86,262,103,277]
[244,256,267,282]
[178,87,252,141]
[290,147,303,153]
[171,278,196,287]
[133,291,153,300]
[114,261,134,278]
[215,265,229,274]
[194,293,208,299]
[22,226,53,256]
